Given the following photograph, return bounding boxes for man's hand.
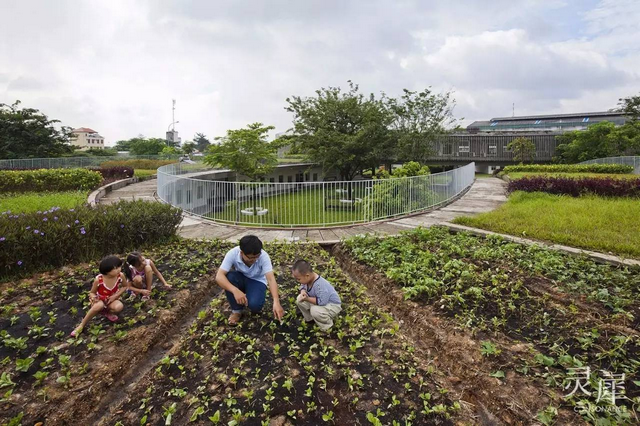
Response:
[234,290,248,306]
[273,300,284,320]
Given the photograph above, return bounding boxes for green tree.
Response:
[619,93,640,121]
[161,145,182,156]
[194,133,211,152]
[286,82,394,185]
[553,121,640,163]
[83,147,118,156]
[114,138,134,151]
[385,88,456,163]
[0,101,73,159]
[129,138,168,155]
[205,123,278,216]
[181,141,196,155]
[507,137,536,163]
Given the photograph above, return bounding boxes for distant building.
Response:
[467,111,628,133]
[71,128,105,150]
[166,130,181,147]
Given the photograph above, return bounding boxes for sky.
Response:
[1,0,639,146]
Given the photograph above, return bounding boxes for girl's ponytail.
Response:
[123,261,133,281]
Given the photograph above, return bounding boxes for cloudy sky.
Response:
[1,0,639,145]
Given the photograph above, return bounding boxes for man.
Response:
[292,259,342,331]
[216,235,285,325]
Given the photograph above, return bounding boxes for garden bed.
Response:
[338,227,640,424]
[0,239,229,425]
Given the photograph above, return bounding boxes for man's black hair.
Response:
[239,235,263,255]
[292,259,313,274]
[99,255,123,275]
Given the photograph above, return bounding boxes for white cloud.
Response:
[0,0,638,145]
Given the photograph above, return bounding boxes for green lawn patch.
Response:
[133,169,156,178]
[0,191,87,213]
[453,191,640,258]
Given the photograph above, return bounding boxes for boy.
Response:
[216,235,285,325]
[292,259,342,331]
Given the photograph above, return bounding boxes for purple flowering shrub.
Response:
[508,176,640,197]
[503,164,633,174]
[88,166,135,180]
[0,200,182,277]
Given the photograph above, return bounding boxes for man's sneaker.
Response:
[228,312,242,325]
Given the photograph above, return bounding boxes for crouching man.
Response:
[292,259,342,331]
[216,235,284,325]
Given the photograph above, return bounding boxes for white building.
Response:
[71,128,105,150]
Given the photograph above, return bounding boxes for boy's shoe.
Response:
[228,312,242,325]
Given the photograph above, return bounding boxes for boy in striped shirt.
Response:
[292,259,342,331]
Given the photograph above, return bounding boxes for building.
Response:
[70,128,106,150]
[467,111,628,133]
[166,130,181,147]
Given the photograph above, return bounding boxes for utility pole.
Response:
[172,99,176,131]
[512,103,515,117]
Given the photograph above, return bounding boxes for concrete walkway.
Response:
[100,177,508,244]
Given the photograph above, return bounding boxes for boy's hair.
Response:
[292,259,313,274]
[99,255,123,275]
[239,235,263,255]
[123,252,143,281]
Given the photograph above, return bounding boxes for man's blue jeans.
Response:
[225,271,266,314]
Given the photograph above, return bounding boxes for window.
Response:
[197,186,203,199]
[305,172,309,181]
[490,122,498,127]
[443,143,453,155]
[582,117,589,123]
[269,177,274,183]
[287,176,292,183]
[534,120,542,125]
[313,173,318,181]
[278,175,284,183]
[458,141,470,153]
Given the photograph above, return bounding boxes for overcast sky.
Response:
[1,0,639,145]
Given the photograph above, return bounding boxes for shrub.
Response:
[508,176,640,197]
[88,166,135,180]
[503,164,633,174]
[0,200,182,277]
[99,159,176,170]
[0,169,102,193]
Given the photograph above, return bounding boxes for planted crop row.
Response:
[343,227,640,424]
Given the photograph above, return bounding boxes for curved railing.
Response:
[579,156,640,174]
[157,162,476,228]
[0,155,183,170]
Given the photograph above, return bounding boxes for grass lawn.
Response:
[503,171,638,180]
[453,191,640,258]
[0,191,87,213]
[133,169,156,178]
[474,173,493,179]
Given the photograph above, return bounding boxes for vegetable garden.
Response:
[1,227,638,425]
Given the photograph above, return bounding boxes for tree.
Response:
[181,141,196,155]
[619,93,640,121]
[507,137,536,163]
[0,100,73,159]
[385,88,456,163]
[554,121,640,163]
[129,138,168,155]
[286,82,394,184]
[114,138,134,151]
[194,133,211,152]
[161,145,182,156]
[204,123,278,216]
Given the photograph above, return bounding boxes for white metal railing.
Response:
[157,162,476,228]
[0,155,184,170]
[579,156,640,174]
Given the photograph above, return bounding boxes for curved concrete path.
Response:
[100,177,507,244]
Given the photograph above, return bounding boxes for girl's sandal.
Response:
[104,313,119,322]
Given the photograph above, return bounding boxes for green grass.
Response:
[474,173,493,179]
[453,191,640,258]
[0,191,87,213]
[134,169,156,178]
[503,172,638,180]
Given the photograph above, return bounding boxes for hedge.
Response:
[88,166,135,180]
[508,176,640,197]
[99,159,176,170]
[0,169,102,193]
[0,200,182,277]
[502,164,633,174]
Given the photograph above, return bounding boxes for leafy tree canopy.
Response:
[129,137,168,155]
[507,137,536,163]
[194,133,211,152]
[555,121,640,163]
[0,100,73,159]
[619,93,640,121]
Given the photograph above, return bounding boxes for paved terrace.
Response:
[101,177,508,244]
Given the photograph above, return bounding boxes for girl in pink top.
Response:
[124,252,171,300]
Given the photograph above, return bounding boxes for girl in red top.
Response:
[71,255,127,337]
